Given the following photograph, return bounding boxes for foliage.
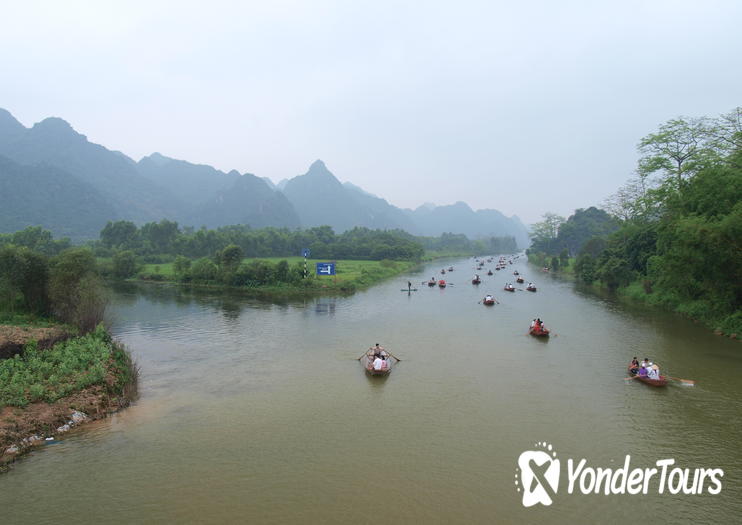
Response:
[529,212,565,253]
[112,250,138,279]
[0,325,132,408]
[0,245,49,315]
[567,107,742,334]
[48,247,107,329]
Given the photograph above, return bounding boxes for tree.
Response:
[638,117,717,189]
[173,256,191,279]
[49,248,106,329]
[100,221,138,249]
[530,212,565,253]
[112,250,138,279]
[559,248,569,268]
[217,244,243,273]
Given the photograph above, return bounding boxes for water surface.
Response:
[1,257,740,524]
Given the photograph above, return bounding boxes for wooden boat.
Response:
[516,277,524,283]
[513,271,519,275]
[487,270,493,276]
[627,364,667,387]
[483,297,495,305]
[440,269,446,274]
[526,285,537,292]
[504,286,515,292]
[472,278,481,285]
[438,279,447,288]
[362,353,395,376]
[529,325,550,337]
[448,266,454,271]
[427,279,436,287]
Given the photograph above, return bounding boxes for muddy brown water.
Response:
[1,257,740,524]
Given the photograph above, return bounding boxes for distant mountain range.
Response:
[0,109,529,246]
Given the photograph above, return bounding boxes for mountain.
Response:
[281,160,376,232]
[194,173,300,229]
[137,152,239,208]
[0,109,25,144]
[0,109,304,237]
[405,202,529,246]
[280,161,527,246]
[0,155,116,240]
[0,115,177,223]
[0,108,529,245]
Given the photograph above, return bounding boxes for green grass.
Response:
[0,325,134,408]
[0,312,68,329]
[134,257,418,291]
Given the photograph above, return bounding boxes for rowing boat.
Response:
[627,364,667,387]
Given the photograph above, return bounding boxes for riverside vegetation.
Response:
[527,108,741,336]
[0,237,138,467]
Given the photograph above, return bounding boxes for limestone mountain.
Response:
[194,173,300,229]
[137,152,239,208]
[0,155,115,240]
[0,114,177,223]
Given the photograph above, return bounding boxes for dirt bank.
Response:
[0,324,73,359]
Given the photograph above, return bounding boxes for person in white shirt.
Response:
[373,356,384,370]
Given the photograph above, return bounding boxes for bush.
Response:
[0,325,131,408]
[112,250,138,279]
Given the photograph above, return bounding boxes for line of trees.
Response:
[0,244,106,331]
[97,222,425,261]
[529,107,741,334]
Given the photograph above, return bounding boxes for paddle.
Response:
[359,349,402,362]
[667,376,695,385]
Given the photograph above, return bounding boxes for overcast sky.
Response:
[1,1,740,223]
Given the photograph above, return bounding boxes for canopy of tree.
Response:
[533,108,741,335]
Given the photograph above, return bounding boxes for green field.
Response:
[132,257,418,293]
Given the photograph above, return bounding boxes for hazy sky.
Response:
[2,1,740,223]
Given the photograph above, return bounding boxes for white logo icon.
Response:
[515,442,560,507]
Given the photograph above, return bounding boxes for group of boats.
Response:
[374,254,691,387]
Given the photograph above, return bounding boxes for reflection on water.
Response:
[2,259,741,524]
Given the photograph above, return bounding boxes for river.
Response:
[1,256,740,524]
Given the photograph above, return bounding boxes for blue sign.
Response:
[316,262,336,276]
[302,248,310,258]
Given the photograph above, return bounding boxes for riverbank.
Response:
[527,255,740,339]
[132,257,420,295]
[0,320,75,359]
[0,326,138,470]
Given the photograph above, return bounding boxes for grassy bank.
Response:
[1,325,138,468]
[134,257,420,294]
[527,257,740,338]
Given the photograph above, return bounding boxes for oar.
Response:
[667,376,695,385]
[357,350,372,360]
[384,350,402,362]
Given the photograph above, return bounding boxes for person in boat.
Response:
[638,363,649,377]
[371,343,385,358]
[485,294,493,302]
[647,364,660,380]
[373,355,384,371]
[407,281,412,291]
[641,358,650,369]
[530,319,536,328]
[629,357,640,375]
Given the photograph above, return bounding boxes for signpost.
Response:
[315,262,336,276]
[302,248,310,278]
